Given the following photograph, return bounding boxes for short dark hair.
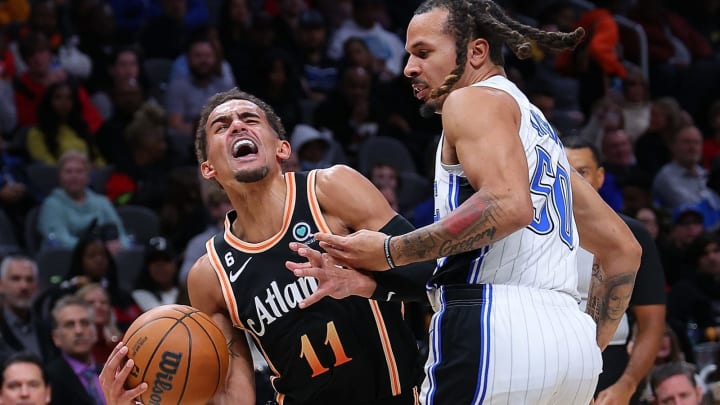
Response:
[50,295,91,330]
[194,88,287,163]
[563,137,601,166]
[0,352,48,387]
[649,361,697,396]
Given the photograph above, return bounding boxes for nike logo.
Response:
[386,291,395,301]
[229,257,253,282]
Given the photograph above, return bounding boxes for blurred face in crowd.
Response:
[654,374,702,405]
[229,0,251,27]
[341,67,371,103]
[148,256,178,290]
[82,240,110,281]
[601,130,634,167]
[636,208,659,240]
[112,81,144,116]
[370,164,398,191]
[59,156,90,198]
[52,304,97,360]
[672,126,703,168]
[162,0,187,20]
[111,50,139,85]
[344,39,373,70]
[26,49,51,78]
[0,259,38,312]
[623,71,647,103]
[0,362,51,405]
[188,41,216,80]
[51,84,73,120]
[698,241,720,276]
[671,214,704,249]
[80,286,112,327]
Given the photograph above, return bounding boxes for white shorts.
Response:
[420,284,602,405]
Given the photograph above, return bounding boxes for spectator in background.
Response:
[271,0,307,53]
[26,80,105,166]
[61,229,140,330]
[178,186,231,286]
[131,236,180,312]
[0,352,52,405]
[106,103,173,210]
[137,0,191,60]
[165,28,235,135]
[89,46,146,121]
[74,284,121,365]
[294,8,338,102]
[620,65,652,144]
[653,124,720,227]
[597,129,635,211]
[634,206,662,241]
[627,0,719,119]
[341,36,394,83]
[555,0,627,117]
[0,135,39,242]
[250,49,304,132]
[95,81,147,171]
[0,256,57,362]
[579,97,624,149]
[659,205,706,287]
[635,97,687,179]
[12,32,101,132]
[37,151,129,251]
[667,233,720,363]
[147,0,209,32]
[702,100,720,169]
[327,0,405,78]
[289,123,343,171]
[314,66,386,160]
[168,26,234,86]
[46,296,104,405]
[648,362,705,405]
[216,0,256,91]
[368,161,401,212]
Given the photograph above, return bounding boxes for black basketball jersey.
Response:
[205,171,419,405]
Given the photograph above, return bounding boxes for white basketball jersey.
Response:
[431,75,580,301]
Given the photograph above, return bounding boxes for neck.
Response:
[224,173,289,243]
[8,305,31,321]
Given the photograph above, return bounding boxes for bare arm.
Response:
[571,172,641,349]
[188,256,256,405]
[390,87,533,266]
[316,88,532,270]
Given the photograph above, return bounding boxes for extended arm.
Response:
[188,256,256,405]
[571,172,641,349]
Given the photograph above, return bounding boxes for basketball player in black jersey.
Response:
[99,88,432,405]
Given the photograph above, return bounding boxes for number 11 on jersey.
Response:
[299,321,352,377]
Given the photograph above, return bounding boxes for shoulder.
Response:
[444,84,519,119]
[314,165,369,194]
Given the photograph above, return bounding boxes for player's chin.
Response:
[233,166,270,183]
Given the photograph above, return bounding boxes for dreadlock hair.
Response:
[415,0,585,100]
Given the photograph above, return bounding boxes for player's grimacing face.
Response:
[404,8,457,115]
[202,99,289,184]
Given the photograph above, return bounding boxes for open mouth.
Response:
[412,84,429,100]
[232,138,259,158]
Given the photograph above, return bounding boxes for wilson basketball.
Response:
[123,305,229,405]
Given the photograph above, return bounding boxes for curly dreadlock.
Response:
[415,0,585,99]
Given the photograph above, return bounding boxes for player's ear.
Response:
[277,140,291,160]
[468,38,490,68]
[200,161,216,179]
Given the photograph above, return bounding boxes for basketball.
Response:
[122,304,229,405]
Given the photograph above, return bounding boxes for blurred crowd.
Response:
[0,0,719,404]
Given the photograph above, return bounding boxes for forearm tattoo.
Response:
[586,262,636,340]
[394,192,501,263]
[227,336,244,358]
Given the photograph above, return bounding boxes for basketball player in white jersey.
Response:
[289,1,642,404]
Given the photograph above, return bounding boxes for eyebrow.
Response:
[209,111,261,128]
[406,40,431,52]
